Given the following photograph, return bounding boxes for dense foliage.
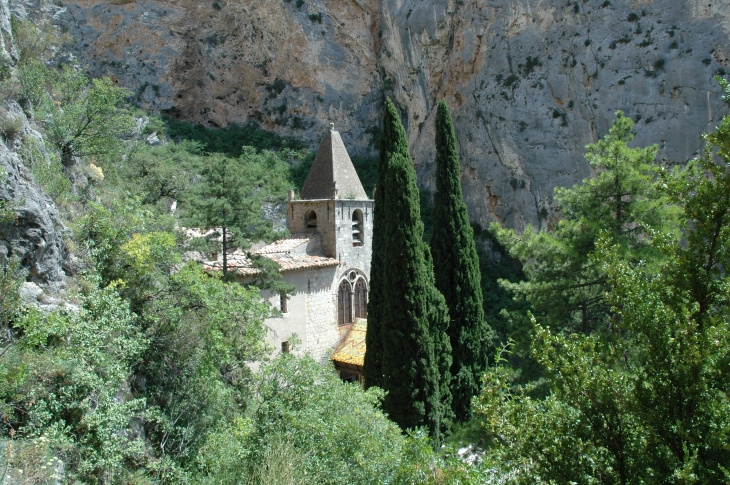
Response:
[0,20,473,483]
[490,111,680,375]
[476,89,730,483]
[164,116,305,157]
[364,99,451,443]
[4,13,730,484]
[430,101,491,421]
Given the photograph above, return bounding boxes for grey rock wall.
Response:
[382,0,730,229]
[0,102,68,287]
[15,0,730,230]
[0,0,16,63]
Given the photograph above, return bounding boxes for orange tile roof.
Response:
[331,319,367,368]
[200,236,338,276]
[264,253,340,272]
[202,254,258,276]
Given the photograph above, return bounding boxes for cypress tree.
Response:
[364,99,451,442]
[430,101,490,420]
[364,96,413,390]
[424,247,455,431]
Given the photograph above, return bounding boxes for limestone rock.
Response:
[382,0,730,229]
[18,281,42,303]
[0,0,17,63]
[0,102,68,288]
[19,0,730,229]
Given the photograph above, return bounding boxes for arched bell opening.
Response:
[305,209,318,229]
[352,209,363,246]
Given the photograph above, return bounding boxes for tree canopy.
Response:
[492,111,679,339]
[476,98,730,483]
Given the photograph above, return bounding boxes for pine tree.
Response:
[492,111,680,336]
[364,99,450,442]
[430,101,491,420]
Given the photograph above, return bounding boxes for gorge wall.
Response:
[13,0,730,229]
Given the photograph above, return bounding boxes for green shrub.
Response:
[0,110,23,141]
[164,117,304,156]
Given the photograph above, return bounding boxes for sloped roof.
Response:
[201,234,339,276]
[255,236,311,254]
[300,127,368,200]
[331,319,367,368]
[266,253,340,272]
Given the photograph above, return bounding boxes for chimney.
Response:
[288,189,295,201]
[332,181,338,199]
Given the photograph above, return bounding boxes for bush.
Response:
[0,110,23,141]
[2,284,148,483]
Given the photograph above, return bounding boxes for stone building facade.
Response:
[206,125,372,369]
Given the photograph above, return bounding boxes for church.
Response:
[203,124,372,383]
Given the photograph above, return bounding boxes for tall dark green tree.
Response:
[430,101,491,421]
[364,99,451,443]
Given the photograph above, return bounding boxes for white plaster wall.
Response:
[261,265,339,362]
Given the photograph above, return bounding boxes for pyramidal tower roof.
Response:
[300,124,368,200]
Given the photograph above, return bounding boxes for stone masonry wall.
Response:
[288,198,374,273]
[303,266,340,361]
[333,200,373,278]
[261,265,339,362]
[288,200,336,257]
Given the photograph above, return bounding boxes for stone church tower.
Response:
[208,124,373,367]
[288,123,374,295]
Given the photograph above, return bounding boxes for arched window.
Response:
[305,210,317,229]
[352,209,363,246]
[354,278,368,319]
[338,280,352,326]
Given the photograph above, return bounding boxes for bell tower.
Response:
[287,124,374,280]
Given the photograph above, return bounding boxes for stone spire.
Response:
[300,124,368,200]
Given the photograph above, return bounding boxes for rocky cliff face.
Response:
[383,0,730,229]
[0,0,16,63]
[0,102,69,287]
[0,0,69,288]
[14,0,730,229]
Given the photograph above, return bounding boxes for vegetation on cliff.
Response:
[2,11,730,485]
[0,19,471,484]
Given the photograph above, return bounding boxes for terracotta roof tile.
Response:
[331,320,367,367]
[263,253,340,272]
[255,236,311,254]
[200,236,338,276]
